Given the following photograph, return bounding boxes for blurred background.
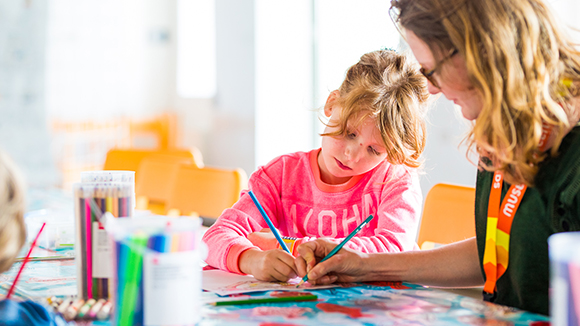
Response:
[1,0,579,198]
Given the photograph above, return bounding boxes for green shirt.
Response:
[475,126,580,316]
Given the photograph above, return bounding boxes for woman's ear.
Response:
[324,90,340,117]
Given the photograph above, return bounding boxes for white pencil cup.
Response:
[107,215,206,326]
[549,231,580,326]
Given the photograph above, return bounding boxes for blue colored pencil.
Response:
[247,190,291,254]
[297,214,375,286]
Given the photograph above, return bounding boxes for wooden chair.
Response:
[417,183,476,250]
[103,148,204,182]
[165,164,248,221]
[135,154,196,214]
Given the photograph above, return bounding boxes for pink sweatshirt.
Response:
[202,149,422,274]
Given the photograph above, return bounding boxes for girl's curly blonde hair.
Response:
[0,150,26,273]
[321,49,430,168]
[391,0,580,185]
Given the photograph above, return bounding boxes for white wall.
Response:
[204,0,256,174]
[254,1,314,167]
[46,0,148,120]
[0,0,57,187]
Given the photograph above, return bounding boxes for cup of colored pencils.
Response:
[108,216,204,326]
[73,174,134,300]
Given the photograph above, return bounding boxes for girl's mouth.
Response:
[335,158,352,171]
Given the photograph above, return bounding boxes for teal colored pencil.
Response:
[211,294,318,306]
[297,214,375,286]
[247,190,291,254]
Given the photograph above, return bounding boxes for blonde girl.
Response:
[203,49,429,282]
[0,150,72,324]
[0,150,26,273]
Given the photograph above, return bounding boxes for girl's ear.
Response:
[324,90,340,117]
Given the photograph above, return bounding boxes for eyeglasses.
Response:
[420,48,458,88]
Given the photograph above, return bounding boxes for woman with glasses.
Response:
[295,0,580,316]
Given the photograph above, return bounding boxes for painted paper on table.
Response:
[202,269,340,296]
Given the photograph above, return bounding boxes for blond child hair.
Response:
[0,150,27,273]
[390,0,580,185]
[321,49,430,168]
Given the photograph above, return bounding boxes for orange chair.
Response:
[129,113,178,149]
[103,148,204,182]
[417,183,476,250]
[165,164,248,220]
[135,154,196,214]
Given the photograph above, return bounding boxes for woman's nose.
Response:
[427,82,441,95]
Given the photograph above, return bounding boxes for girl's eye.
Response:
[346,132,356,139]
[368,147,380,155]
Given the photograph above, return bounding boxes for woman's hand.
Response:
[295,239,369,285]
[247,228,278,251]
[239,248,297,282]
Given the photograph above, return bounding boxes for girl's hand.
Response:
[296,239,368,285]
[239,249,298,282]
[247,228,278,251]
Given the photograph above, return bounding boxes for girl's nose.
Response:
[345,143,363,162]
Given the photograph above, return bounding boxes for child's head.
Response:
[318,50,429,184]
[0,150,26,273]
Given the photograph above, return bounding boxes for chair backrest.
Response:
[417,183,476,249]
[165,164,248,219]
[103,148,204,181]
[129,113,178,149]
[135,154,196,214]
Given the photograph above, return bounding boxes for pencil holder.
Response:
[73,180,134,300]
[108,215,204,326]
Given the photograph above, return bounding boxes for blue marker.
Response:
[247,190,291,254]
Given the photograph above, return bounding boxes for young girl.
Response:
[0,150,70,326]
[202,49,430,282]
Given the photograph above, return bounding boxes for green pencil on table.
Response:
[211,293,318,306]
[297,214,375,287]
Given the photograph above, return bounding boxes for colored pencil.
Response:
[85,198,93,298]
[119,235,147,325]
[211,294,318,306]
[6,222,46,299]
[297,214,375,287]
[247,190,290,254]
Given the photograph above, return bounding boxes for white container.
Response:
[549,232,580,326]
[25,209,75,251]
[107,215,205,325]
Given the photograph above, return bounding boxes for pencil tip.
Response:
[296,280,304,288]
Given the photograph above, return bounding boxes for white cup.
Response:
[549,232,580,326]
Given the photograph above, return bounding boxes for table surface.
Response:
[0,259,550,326]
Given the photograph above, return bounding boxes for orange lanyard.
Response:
[482,171,527,296]
[482,124,551,298]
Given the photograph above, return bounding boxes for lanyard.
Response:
[482,123,552,298]
[482,171,527,297]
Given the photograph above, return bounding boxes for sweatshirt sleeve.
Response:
[202,171,281,274]
[294,166,422,253]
